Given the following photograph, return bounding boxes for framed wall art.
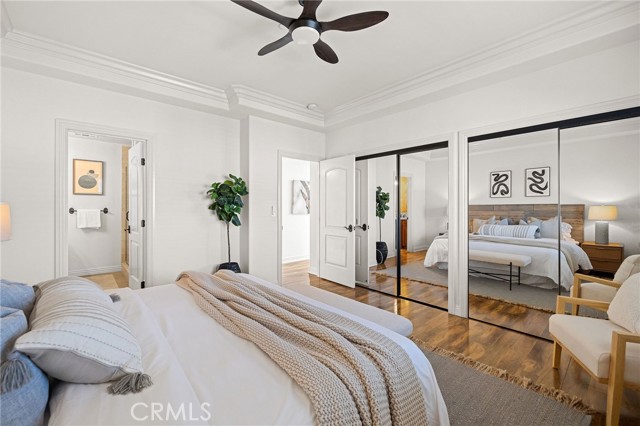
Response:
[490,170,511,198]
[73,159,104,195]
[525,166,550,197]
[292,180,310,214]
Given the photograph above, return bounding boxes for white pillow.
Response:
[498,218,509,225]
[478,224,538,239]
[519,219,541,238]
[15,277,151,394]
[607,273,640,333]
[614,255,640,283]
[472,216,496,234]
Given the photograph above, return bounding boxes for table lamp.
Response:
[588,205,617,245]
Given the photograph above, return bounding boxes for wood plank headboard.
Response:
[469,204,585,243]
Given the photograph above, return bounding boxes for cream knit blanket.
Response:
[177,270,429,426]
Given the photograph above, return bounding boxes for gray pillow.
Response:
[0,306,49,426]
[0,279,36,318]
[0,307,28,363]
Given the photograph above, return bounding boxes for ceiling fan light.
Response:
[291,26,320,45]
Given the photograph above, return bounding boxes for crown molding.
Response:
[324,2,640,130]
[1,1,13,38]
[227,85,324,130]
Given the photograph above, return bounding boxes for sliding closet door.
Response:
[359,154,399,296]
[559,117,640,282]
[399,148,449,309]
[467,129,560,338]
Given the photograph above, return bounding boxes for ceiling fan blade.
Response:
[258,33,294,56]
[231,0,294,27]
[321,11,389,32]
[313,39,338,64]
[299,0,322,20]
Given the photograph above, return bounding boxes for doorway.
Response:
[278,154,320,287]
[55,120,152,290]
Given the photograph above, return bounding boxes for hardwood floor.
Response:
[83,271,129,290]
[283,260,640,424]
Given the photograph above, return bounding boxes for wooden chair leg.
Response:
[606,333,626,426]
[570,284,579,315]
[552,341,562,369]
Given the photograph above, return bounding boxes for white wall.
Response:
[1,67,240,285]
[424,151,449,246]
[67,136,125,275]
[326,41,640,157]
[281,157,311,263]
[242,116,325,284]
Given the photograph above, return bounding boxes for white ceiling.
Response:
[4,1,600,112]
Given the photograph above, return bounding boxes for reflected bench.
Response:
[468,250,532,290]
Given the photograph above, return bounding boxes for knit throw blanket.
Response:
[177,270,429,426]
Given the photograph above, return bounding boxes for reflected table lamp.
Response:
[0,203,11,241]
[588,205,617,245]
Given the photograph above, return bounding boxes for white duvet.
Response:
[424,236,592,290]
[48,275,449,425]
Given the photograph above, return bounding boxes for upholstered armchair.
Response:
[572,255,640,315]
[550,273,640,426]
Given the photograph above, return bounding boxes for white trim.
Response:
[277,151,323,285]
[0,1,13,38]
[69,265,122,277]
[411,244,429,252]
[282,255,311,264]
[55,120,155,287]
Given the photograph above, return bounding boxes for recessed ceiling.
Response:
[4,1,598,111]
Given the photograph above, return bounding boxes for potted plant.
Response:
[376,186,390,264]
[207,174,248,273]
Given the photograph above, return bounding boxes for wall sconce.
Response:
[588,205,617,245]
[0,202,12,241]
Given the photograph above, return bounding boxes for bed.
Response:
[424,204,592,290]
[45,273,450,425]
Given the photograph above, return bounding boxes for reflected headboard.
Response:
[468,204,585,243]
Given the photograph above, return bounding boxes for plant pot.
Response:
[376,241,388,265]
[218,262,241,273]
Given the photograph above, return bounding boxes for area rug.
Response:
[411,337,598,426]
[376,262,567,313]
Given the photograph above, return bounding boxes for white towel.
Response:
[76,209,102,229]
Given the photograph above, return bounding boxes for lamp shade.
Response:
[588,205,618,221]
[0,203,11,241]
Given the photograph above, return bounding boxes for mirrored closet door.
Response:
[467,129,561,339]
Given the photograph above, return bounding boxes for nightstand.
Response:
[581,242,624,275]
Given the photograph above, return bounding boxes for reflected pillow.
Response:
[478,224,538,239]
[472,216,496,234]
[519,219,541,238]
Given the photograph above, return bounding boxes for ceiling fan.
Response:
[230,0,389,64]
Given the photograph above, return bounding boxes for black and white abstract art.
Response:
[525,167,550,197]
[292,180,310,214]
[490,170,511,198]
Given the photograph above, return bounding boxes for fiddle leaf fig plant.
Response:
[375,186,390,242]
[207,174,248,265]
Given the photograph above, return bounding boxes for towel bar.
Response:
[69,208,108,214]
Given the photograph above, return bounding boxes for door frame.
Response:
[277,150,323,286]
[54,119,155,285]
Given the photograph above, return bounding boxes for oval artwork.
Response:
[78,171,98,189]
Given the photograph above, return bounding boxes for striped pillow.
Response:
[15,277,151,394]
[478,224,539,239]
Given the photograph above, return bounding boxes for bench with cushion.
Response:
[468,249,532,290]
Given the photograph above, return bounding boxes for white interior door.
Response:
[319,155,356,287]
[355,161,370,284]
[127,142,145,289]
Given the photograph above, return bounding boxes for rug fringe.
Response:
[410,336,603,425]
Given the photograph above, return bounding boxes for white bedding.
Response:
[49,275,449,425]
[424,236,592,290]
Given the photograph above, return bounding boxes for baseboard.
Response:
[410,245,428,252]
[282,255,310,264]
[308,266,318,276]
[70,265,122,277]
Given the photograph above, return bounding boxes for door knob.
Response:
[344,225,354,232]
[356,223,368,231]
